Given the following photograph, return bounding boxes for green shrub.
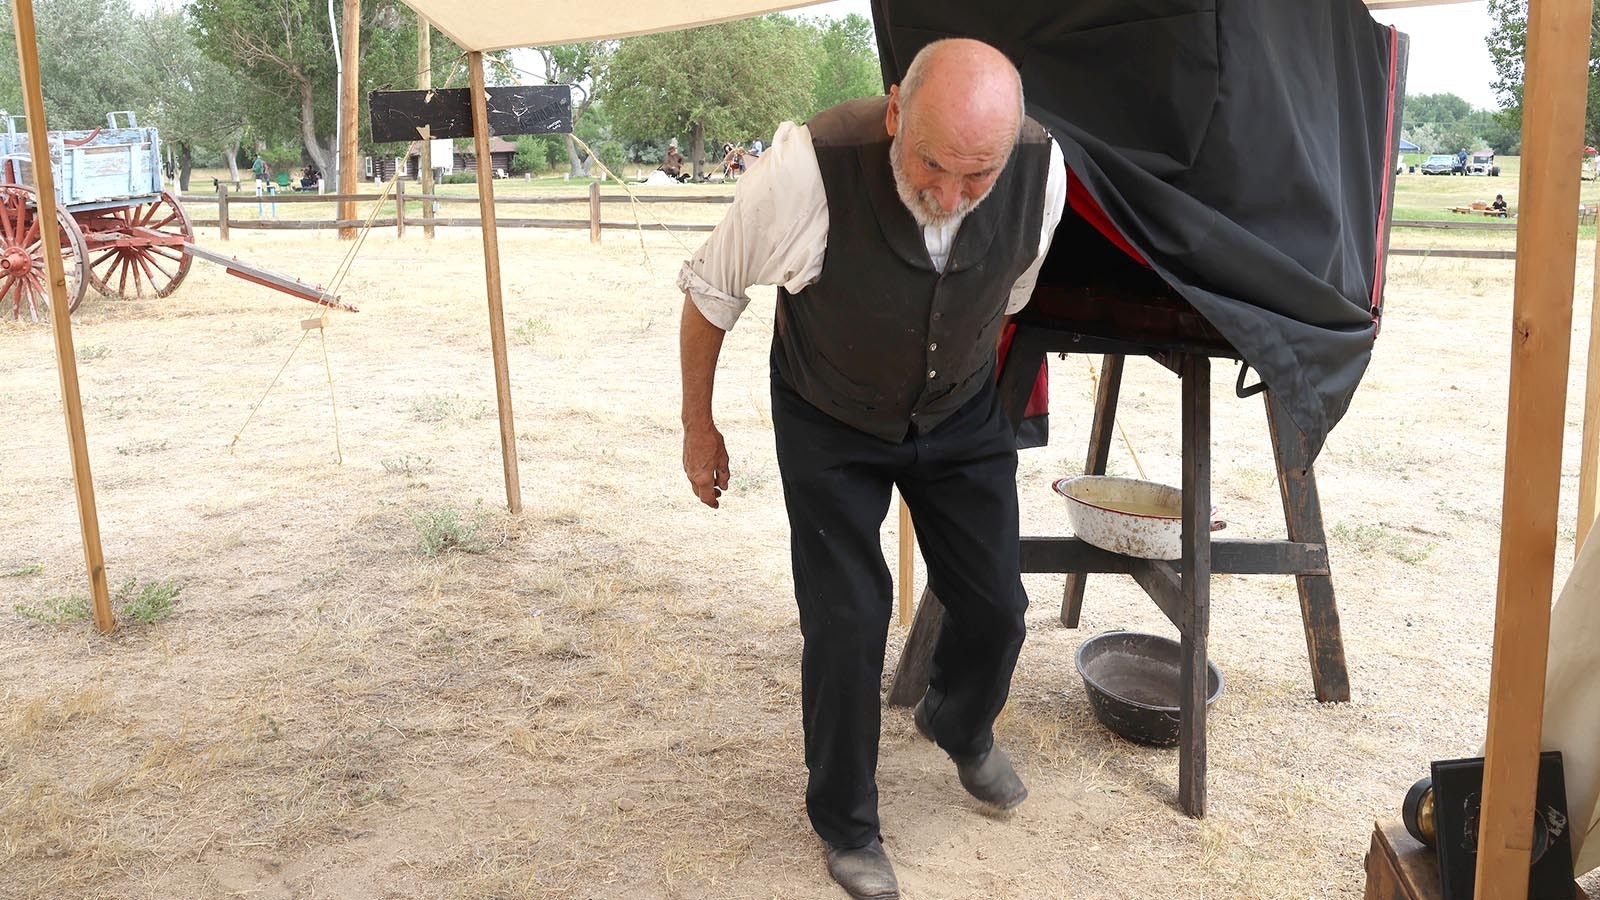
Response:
[14,595,90,625]
[409,504,495,557]
[115,578,181,624]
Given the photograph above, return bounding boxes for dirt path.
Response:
[1,224,1595,899]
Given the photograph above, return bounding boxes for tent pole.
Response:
[1475,0,1589,895]
[469,51,522,514]
[1577,230,1600,553]
[337,0,360,239]
[417,13,434,239]
[11,0,113,633]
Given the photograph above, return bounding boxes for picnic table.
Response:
[1447,205,1512,218]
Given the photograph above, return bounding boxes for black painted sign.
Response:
[368,85,572,143]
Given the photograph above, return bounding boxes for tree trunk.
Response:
[178,143,193,192]
[224,136,240,184]
[691,120,704,180]
[565,133,590,176]
[298,76,334,185]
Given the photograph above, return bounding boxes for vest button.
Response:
[929,342,938,352]
[928,370,937,379]
[933,312,943,321]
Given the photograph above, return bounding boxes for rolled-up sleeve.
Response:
[1005,138,1069,315]
[679,122,829,331]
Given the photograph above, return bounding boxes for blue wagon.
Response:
[0,110,192,320]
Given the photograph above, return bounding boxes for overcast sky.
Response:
[798,0,1503,110]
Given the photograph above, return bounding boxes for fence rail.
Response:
[173,186,1522,258]
[178,181,731,242]
[1391,218,1518,231]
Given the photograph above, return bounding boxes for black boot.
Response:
[913,696,1028,810]
[825,838,899,900]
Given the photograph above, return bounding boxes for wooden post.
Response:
[1475,0,1589,894]
[394,176,405,238]
[337,0,360,240]
[469,51,522,514]
[898,497,914,626]
[1178,354,1211,817]
[216,181,229,241]
[1578,229,1600,553]
[12,0,113,633]
[588,180,601,244]
[417,12,434,240]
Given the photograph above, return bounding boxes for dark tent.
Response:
[870,0,1402,456]
[1399,137,1421,152]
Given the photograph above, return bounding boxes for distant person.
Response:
[720,143,747,179]
[1457,147,1468,175]
[252,154,267,190]
[749,137,764,156]
[1492,194,1508,217]
[661,138,689,182]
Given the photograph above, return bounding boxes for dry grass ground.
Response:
[1,197,1596,899]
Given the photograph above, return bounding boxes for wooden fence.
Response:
[1386,218,1522,260]
[173,188,1526,259]
[178,181,733,242]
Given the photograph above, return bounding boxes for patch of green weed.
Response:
[114,578,182,624]
[409,503,495,557]
[14,594,90,625]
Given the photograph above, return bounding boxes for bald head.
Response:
[899,40,1023,151]
[885,39,1025,225]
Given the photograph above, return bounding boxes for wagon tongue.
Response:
[182,242,357,312]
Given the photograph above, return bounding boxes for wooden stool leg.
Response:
[1178,354,1211,818]
[887,587,944,707]
[1062,353,1125,627]
[1265,392,1351,703]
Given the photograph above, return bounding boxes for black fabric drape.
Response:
[870,0,1398,456]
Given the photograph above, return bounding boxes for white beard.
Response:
[889,131,992,228]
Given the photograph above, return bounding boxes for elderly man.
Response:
[678,38,1064,899]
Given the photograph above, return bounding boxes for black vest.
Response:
[773,96,1051,442]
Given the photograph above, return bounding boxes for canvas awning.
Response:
[396,0,1472,53]
[398,0,815,52]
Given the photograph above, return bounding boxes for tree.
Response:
[805,13,880,114]
[529,42,609,176]
[0,0,150,129]
[188,0,459,183]
[1486,0,1600,146]
[603,16,813,177]
[1404,92,1472,129]
[131,8,250,190]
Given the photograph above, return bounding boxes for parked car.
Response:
[1466,151,1501,176]
[1421,154,1459,175]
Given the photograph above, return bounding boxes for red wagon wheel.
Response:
[80,190,193,299]
[0,184,88,322]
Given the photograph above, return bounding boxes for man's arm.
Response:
[676,120,827,509]
[680,294,730,508]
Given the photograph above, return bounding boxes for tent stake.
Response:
[470,50,523,513]
[11,0,113,632]
[898,497,914,626]
[1476,0,1589,895]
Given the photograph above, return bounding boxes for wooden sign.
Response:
[368,85,572,143]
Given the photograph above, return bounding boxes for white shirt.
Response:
[678,119,1069,331]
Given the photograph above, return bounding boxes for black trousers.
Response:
[770,365,1029,850]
